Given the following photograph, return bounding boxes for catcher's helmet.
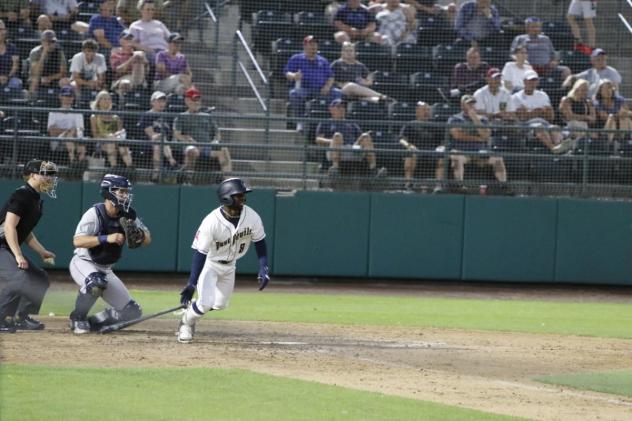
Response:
[100,174,133,212]
[23,159,59,198]
[217,178,252,206]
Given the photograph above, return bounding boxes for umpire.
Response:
[0,159,59,333]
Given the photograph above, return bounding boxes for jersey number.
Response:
[238,243,245,253]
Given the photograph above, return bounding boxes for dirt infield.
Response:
[2,276,632,420]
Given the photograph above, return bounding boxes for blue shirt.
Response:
[88,15,125,48]
[334,5,375,30]
[284,53,333,91]
[0,43,18,76]
[448,112,490,151]
[316,119,362,145]
[455,1,500,41]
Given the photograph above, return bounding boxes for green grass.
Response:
[536,370,632,398]
[0,365,522,421]
[40,289,632,338]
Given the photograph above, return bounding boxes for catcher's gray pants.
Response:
[69,255,132,311]
[0,246,49,320]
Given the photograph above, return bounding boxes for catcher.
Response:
[68,174,151,334]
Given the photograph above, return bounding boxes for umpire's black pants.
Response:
[0,246,49,320]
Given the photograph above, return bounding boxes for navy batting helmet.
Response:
[217,178,252,206]
[101,174,133,212]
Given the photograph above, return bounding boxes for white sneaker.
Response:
[177,321,194,343]
[70,320,90,334]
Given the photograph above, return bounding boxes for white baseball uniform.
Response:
[188,204,265,313]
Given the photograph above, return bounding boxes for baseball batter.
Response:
[68,174,151,334]
[177,178,270,343]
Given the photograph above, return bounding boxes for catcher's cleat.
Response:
[69,319,91,334]
[177,321,194,343]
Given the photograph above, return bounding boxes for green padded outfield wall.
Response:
[81,182,180,272]
[273,191,371,277]
[368,194,464,279]
[176,187,276,274]
[462,196,558,282]
[555,199,632,284]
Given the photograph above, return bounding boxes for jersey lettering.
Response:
[214,227,252,251]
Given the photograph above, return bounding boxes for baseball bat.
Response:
[99,304,185,334]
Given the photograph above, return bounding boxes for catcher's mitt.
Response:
[120,217,145,249]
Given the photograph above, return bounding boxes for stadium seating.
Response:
[411,72,449,105]
[394,43,433,75]
[371,71,409,102]
[252,10,294,54]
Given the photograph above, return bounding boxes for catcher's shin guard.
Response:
[69,292,98,322]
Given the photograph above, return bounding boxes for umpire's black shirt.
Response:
[0,184,43,247]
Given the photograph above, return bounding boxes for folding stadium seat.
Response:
[304,98,330,142]
[433,42,469,74]
[271,38,301,79]
[410,72,449,105]
[394,43,433,75]
[167,93,186,113]
[479,45,506,69]
[558,50,592,74]
[389,101,416,122]
[78,1,100,23]
[347,100,389,132]
[371,71,409,102]
[295,11,333,41]
[416,16,455,47]
[354,42,393,72]
[541,21,574,52]
[430,102,460,123]
[122,89,150,110]
[538,76,565,110]
[252,10,294,55]
[371,129,402,175]
[317,39,339,63]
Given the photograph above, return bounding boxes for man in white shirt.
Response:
[69,39,107,104]
[473,67,513,123]
[508,70,564,152]
[563,48,622,97]
[47,85,86,167]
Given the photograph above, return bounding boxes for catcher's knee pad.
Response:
[85,271,108,297]
[119,299,142,321]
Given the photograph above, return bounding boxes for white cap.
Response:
[524,70,539,81]
[150,91,167,101]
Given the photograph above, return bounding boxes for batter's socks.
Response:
[70,292,98,321]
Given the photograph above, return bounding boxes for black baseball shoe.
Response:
[0,319,16,333]
[14,316,45,330]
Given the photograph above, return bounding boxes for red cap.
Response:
[185,87,201,99]
[303,35,318,44]
[486,68,501,79]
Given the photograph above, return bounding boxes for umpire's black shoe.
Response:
[0,319,16,333]
[14,316,45,330]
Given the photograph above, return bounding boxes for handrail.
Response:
[238,61,267,111]
[619,13,632,35]
[235,30,268,85]
[204,2,218,23]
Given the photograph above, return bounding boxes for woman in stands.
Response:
[331,41,389,103]
[154,33,192,95]
[90,90,133,170]
[593,79,632,146]
[559,78,596,141]
[501,44,534,93]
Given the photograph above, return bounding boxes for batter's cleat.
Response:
[69,319,91,334]
[0,319,16,333]
[14,316,45,330]
[177,321,194,343]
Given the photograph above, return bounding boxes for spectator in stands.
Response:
[284,36,342,133]
[69,39,107,103]
[559,78,596,141]
[451,46,489,94]
[510,17,570,80]
[28,30,68,99]
[0,0,31,29]
[90,90,133,169]
[129,0,171,56]
[593,79,632,146]
[47,85,86,167]
[454,0,500,46]
[563,49,622,98]
[36,0,82,35]
[117,0,166,26]
[398,101,444,191]
[331,42,389,103]
[508,70,565,153]
[139,90,178,181]
[334,0,383,44]
[154,33,191,95]
[0,20,22,95]
[375,0,417,46]
[448,94,507,184]
[566,0,597,49]
[173,86,232,178]
[407,0,456,24]
[110,30,149,95]
[473,68,514,124]
[88,0,125,53]
[315,98,386,178]
[501,44,534,93]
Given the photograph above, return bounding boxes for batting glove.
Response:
[180,284,195,306]
[257,266,270,291]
